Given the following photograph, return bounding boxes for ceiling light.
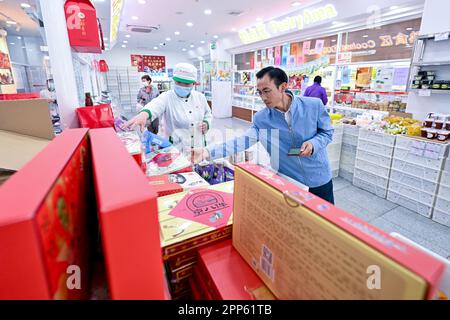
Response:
[363,35,369,38]
[121,44,126,48]
[174,31,180,35]
[10,42,15,45]
[291,1,301,6]
[20,3,31,8]
[204,9,212,15]
[125,34,131,38]
[231,28,237,32]
[123,40,128,43]
[213,35,219,39]
[200,40,205,44]
[182,48,187,51]
[17,36,22,40]
[159,42,164,46]
[331,39,336,42]
[390,6,399,10]
[165,37,171,41]
[186,22,193,27]
[131,16,139,20]
[406,27,413,31]
[153,46,158,50]
[256,17,262,22]
[190,44,195,48]
[6,21,17,25]
[138,0,146,4]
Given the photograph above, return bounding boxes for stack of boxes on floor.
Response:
[158,182,234,300]
[388,136,448,218]
[326,125,343,178]
[354,129,396,199]
[339,125,359,182]
[434,159,450,227]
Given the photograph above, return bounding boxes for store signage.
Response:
[65,0,102,53]
[131,55,166,74]
[239,4,338,44]
[337,52,352,64]
[110,0,124,46]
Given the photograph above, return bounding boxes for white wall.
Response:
[406,0,450,119]
[7,37,28,65]
[100,47,188,68]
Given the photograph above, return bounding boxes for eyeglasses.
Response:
[257,89,272,97]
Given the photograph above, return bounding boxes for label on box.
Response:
[170,188,233,229]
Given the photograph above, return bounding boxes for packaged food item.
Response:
[446,122,450,131]
[427,129,438,139]
[421,128,428,138]
[435,120,444,130]
[424,118,434,128]
[437,130,450,141]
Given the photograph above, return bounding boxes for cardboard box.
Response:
[233,163,445,300]
[90,128,166,300]
[0,129,92,299]
[196,240,275,300]
[0,99,54,175]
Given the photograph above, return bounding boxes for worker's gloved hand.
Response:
[189,148,210,164]
[122,112,149,132]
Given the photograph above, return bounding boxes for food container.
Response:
[411,84,421,89]
[435,120,444,130]
[427,76,436,81]
[432,84,441,89]
[446,122,450,131]
[437,130,450,141]
[427,129,438,140]
[422,84,431,89]
[414,75,424,81]
[424,118,434,128]
[421,128,428,138]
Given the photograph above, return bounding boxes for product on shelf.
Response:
[146,146,192,176]
[233,163,445,300]
[194,159,235,185]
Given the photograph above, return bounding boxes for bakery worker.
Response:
[137,75,160,134]
[124,63,213,151]
[192,67,335,204]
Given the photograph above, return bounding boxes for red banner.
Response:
[131,54,166,73]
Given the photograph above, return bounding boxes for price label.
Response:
[418,89,432,97]
[435,32,449,42]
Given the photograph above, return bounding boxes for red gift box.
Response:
[64,0,102,53]
[196,240,275,300]
[90,128,166,299]
[0,129,92,299]
[148,175,184,197]
[76,104,115,129]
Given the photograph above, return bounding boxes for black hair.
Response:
[141,75,152,82]
[314,76,322,84]
[256,67,288,88]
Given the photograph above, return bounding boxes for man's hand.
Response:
[300,141,314,157]
[189,148,210,164]
[122,112,149,132]
[199,122,208,134]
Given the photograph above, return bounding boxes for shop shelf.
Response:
[437,183,450,199]
[393,149,444,171]
[343,124,360,135]
[327,143,342,161]
[339,161,354,173]
[395,136,449,158]
[391,159,441,183]
[340,153,356,166]
[356,150,392,168]
[431,209,450,228]
[357,141,394,157]
[331,132,343,144]
[342,134,359,146]
[353,168,389,189]
[440,171,450,188]
[358,129,396,147]
[390,169,439,193]
[333,125,344,135]
[330,160,340,171]
[387,191,434,218]
[444,159,450,172]
[434,195,450,213]
[355,159,391,179]
[388,181,436,207]
[353,177,388,198]
[341,143,357,155]
[339,169,354,182]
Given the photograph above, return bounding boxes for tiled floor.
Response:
[212,117,450,260]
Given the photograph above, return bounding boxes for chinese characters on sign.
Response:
[131,55,166,73]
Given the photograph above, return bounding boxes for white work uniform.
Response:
[142,89,213,151]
